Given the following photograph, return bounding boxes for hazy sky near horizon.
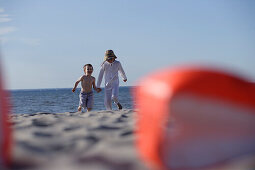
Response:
[0,0,255,89]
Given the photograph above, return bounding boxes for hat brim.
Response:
[105,55,117,61]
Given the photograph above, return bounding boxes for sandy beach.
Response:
[9,109,255,170]
[10,110,148,170]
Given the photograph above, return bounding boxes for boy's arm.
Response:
[92,77,97,90]
[97,65,104,88]
[118,62,127,82]
[92,77,101,93]
[72,77,82,92]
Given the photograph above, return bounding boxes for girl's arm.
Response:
[118,62,127,81]
[97,65,104,88]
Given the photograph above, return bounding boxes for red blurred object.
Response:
[134,67,255,169]
[0,61,12,167]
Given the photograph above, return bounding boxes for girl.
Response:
[97,50,127,110]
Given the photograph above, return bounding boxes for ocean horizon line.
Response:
[8,85,135,91]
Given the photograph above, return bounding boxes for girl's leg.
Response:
[112,84,122,110]
[104,88,112,110]
[87,108,92,112]
[112,83,119,104]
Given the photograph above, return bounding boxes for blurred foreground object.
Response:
[134,67,255,170]
[0,58,12,168]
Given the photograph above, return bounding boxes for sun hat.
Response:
[104,50,117,61]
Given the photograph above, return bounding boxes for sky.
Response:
[0,0,254,90]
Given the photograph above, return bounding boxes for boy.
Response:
[97,50,127,110]
[72,64,101,112]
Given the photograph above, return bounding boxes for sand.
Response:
[10,110,149,170]
[9,110,255,170]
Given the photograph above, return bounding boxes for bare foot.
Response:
[78,106,82,112]
[117,103,122,110]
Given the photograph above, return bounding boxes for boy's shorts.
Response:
[79,91,94,109]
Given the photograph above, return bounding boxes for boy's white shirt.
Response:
[97,60,127,88]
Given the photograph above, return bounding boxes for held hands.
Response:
[72,88,76,92]
[96,88,102,93]
[123,79,127,82]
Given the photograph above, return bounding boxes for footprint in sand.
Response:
[120,130,133,137]
[84,135,99,144]
[17,141,47,153]
[33,131,56,138]
[63,125,82,132]
[90,125,121,131]
[32,118,56,127]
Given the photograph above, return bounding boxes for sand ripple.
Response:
[10,110,148,170]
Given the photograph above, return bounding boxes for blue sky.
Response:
[0,0,254,89]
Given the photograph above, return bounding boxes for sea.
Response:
[9,86,134,114]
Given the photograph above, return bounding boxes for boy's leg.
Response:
[112,84,122,110]
[79,93,86,112]
[78,106,82,112]
[86,93,94,112]
[104,88,112,110]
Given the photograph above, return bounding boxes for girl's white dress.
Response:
[97,60,127,110]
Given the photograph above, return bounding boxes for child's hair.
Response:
[83,64,93,69]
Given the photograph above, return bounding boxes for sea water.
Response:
[9,86,134,114]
